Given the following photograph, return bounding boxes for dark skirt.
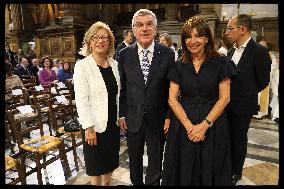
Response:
[162,101,232,186]
[81,122,120,176]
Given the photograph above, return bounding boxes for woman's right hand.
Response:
[85,126,97,145]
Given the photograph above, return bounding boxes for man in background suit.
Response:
[14,56,32,79]
[118,9,175,185]
[114,29,134,60]
[225,14,271,185]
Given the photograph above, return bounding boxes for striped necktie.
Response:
[141,50,150,84]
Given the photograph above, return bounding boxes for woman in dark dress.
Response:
[161,16,238,185]
[73,21,120,186]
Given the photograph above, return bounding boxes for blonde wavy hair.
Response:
[79,21,115,58]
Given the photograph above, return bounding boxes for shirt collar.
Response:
[137,40,155,54]
[123,41,130,47]
[233,37,251,51]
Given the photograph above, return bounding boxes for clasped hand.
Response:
[187,123,208,142]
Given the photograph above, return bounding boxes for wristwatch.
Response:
[204,118,213,127]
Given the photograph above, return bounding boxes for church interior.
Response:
[5,4,279,185]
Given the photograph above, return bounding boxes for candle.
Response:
[262,27,264,36]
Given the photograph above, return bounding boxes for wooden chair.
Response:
[30,87,54,135]
[5,86,29,105]
[6,104,71,185]
[5,102,26,156]
[5,155,26,184]
[54,82,77,120]
[5,87,28,155]
[48,96,83,172]
[21,75,36,95]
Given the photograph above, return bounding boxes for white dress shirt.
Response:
[123,41,130,47]
[231,37,251,65]
[137,40,155,65]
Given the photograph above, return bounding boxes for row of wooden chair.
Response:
[5,79,82,185]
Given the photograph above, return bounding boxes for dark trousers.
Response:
[228,112,252,175]
[127,117,165,185]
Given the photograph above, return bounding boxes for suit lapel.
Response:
[130,43,145,86]
[237,39,254,70]
[227,48,235,60]
[145,42,161,88]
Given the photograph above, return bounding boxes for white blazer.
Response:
[73,54,120,133]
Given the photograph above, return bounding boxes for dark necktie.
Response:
[140,49,150,84]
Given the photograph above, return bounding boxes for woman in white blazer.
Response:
[73,21,120,186]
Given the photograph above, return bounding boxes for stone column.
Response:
[11,4,23,31]
[198,4,215,15]
[134,4,145,11]
[163,4,179,23]
[9,4,26,52]
[39,4,49,26]
[58,4,85,19]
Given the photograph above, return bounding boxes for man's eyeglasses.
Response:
[134,21,154,29]
[225,26,242,32]
[91,35,109,42]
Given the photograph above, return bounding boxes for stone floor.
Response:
[5,117,279,185]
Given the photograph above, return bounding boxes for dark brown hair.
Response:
[181,16,219,63]
[41,56,53,69]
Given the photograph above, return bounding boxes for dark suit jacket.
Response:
[14,66,32,79]
[227,38,271,116]
[28,65,39,77]
[115,42,127,61]
[119,42,175,133]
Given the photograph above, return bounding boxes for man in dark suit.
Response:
[5,44,17,68]
[14,56,32,79]
[225,14,271,185]
[114,29,134,61]
[118,9,175,185]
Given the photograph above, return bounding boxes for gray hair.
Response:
[132,9,157,29]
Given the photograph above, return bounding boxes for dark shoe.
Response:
[232,173,242,185]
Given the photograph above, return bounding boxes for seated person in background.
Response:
[14,56,33,79]
[30,58,42,73]
[29,58,41,85]
[58,59,73,82]
[5,57,24,91]
[38,56,58,89]
[52,59,60,76]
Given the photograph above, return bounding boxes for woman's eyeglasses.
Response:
[91,35,109,42]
